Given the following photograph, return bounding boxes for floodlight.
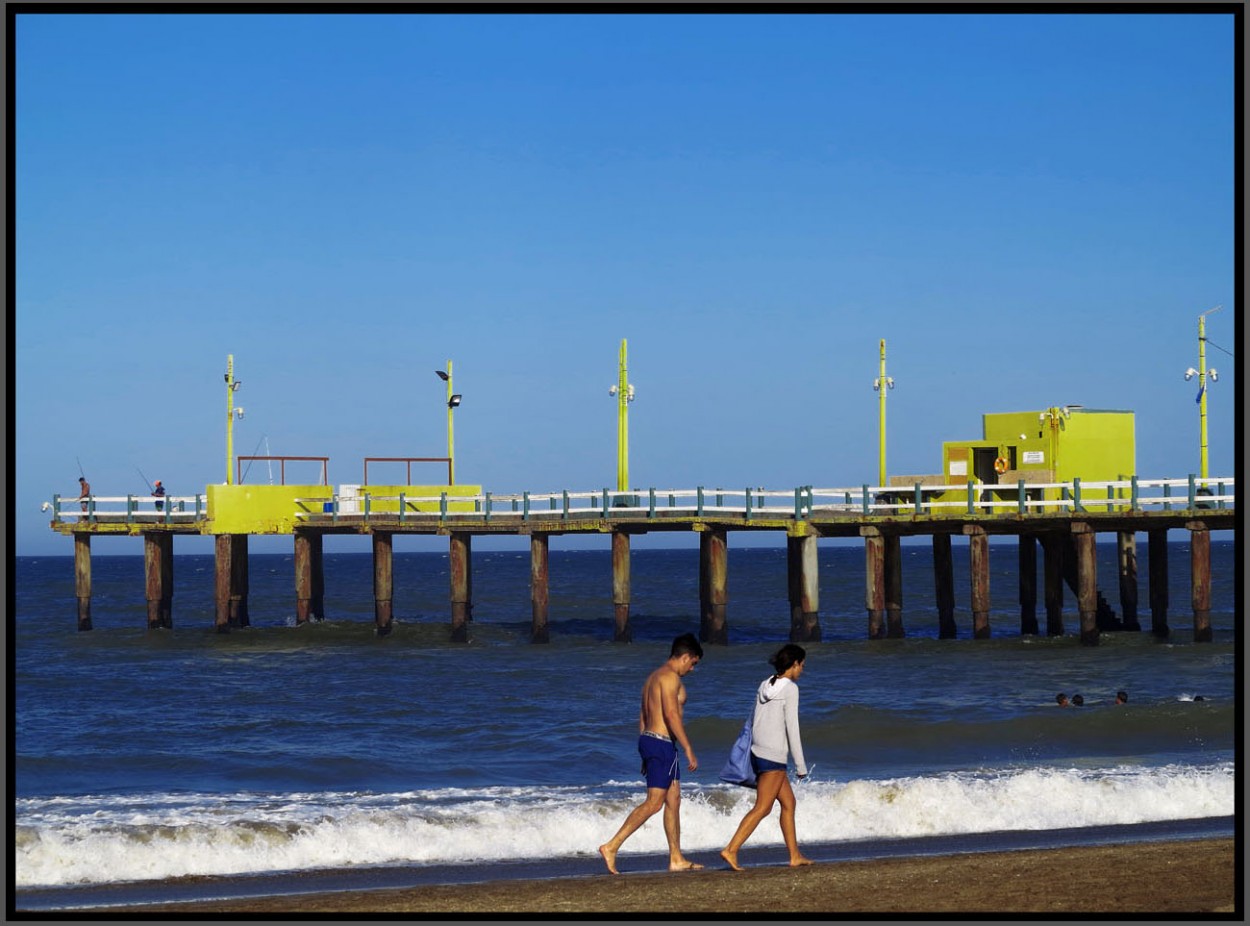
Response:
[1209,369,1218,382]
[609,384,618,396]
[448,394,462,408]
[1185,368,1198,380]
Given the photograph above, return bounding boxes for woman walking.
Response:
[720,644,812,871]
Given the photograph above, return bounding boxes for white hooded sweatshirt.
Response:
[748,675,807,776]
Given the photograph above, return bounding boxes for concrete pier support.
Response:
[1188,522,1212,643]
[143,532,173,629]
[933,533,956,639]
[1117,531,1141,631]
[74,533,92,631]
[1042,532,1065,636]
[1018,534,1038,635]
[965,525,991,639]
[863,528,885,640]
[787,537,803,640]
[214,534,249,632]
[611,531,631,643]
[699,528,728,644]
[796,534,821,642]
[372,531,393,636]
[884,534,904,638]
[450,532,472,642]
[1073,523,1099,646]
[1148,528,1170,638]
[530,533,550,644]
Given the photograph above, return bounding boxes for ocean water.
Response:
[11,538,1237,909]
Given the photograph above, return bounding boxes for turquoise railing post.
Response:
[332,495,339,524]
[550,495,556,511]
[648,488,655,518]
[398,493,406,523]
[562,490,569,520]
[668,492,675,508]
[1073,478,1085,512]
[363,493,371,521]
[1017,479,1026,516]
[716,489,723,507]
[88,493,96,522]
[1218,481,1226,510]
[745,487,753,521]
[915,482,924,516]
[862,485,871,515]
[126,494,134,524]
[794,487,802,520]
[440,492,448,521]
[52,494,61,524]
[1131,476,1139,511]
[1163,482,1172,511]
[485,491,493,522]
[966,481,976,515]
[523,491,530,521]
[697,487,705,517]
[165,494,171,524]
[1187,474,1196,510]
[807,486,815,517]
[602,489,609,518]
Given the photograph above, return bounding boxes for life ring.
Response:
[993,456,1009,475]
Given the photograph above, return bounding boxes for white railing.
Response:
[292,476,1234,524]
[47,495,206,523]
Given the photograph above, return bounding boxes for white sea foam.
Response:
[13,762,1234,888]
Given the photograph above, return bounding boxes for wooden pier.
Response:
[52,477,1235,645]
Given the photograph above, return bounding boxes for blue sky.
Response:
[12,10,1239,556]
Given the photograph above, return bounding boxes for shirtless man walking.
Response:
[599,632,705,875]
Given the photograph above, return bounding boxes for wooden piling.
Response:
[213,534,233,632]
[1188,522,1212,643]
[1018,534,1038,635]
[1073,523,1099,646]
[964,525,991,639]
[611,530,631,643]
[372,531,393,636]
[144,532,173,629]
[295,532,313,624]
[1147,528,1170,638]
[863,528,885,640]
[74,532,91,632]
[228,535,250,627]
[700,528,728,644]
[449,532,471,642]
[884,534,904,638]
[530,533,550,644]
[1042,532,1065,636]
[309,531,325,621]
[1117,531,1141,631]
[933,533,956,639]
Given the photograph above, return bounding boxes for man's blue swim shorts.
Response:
[637,732,679,790]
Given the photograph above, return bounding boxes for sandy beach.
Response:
[62,837,1235,916]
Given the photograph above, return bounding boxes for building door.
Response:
[973,447,999,485]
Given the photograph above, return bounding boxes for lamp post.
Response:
[872,339,894,487]
[436,363,462,485]
[608,339,635,493]
[1184,306,1221,483]
[224,354,244,484]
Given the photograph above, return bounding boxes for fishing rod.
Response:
[76,457,86,480]
[136,467,154,492]
[239,433,267,484]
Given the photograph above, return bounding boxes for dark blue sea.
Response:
[11,538,1237,911]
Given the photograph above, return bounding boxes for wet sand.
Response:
[68,837,1236,915]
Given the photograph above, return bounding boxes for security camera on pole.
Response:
[1183,307,1221,485]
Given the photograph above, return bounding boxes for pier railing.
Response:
[293,475,1234,524]
[49,494,206,524]
[46,477,1234,527]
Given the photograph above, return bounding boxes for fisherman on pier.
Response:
[153,480,166,511]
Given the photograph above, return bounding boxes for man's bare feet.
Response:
[790,855,814,867]
[719,849,743,871]
[669,858,704,872]
[599,844,619,875]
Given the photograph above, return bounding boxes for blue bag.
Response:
[718,715,757,789]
